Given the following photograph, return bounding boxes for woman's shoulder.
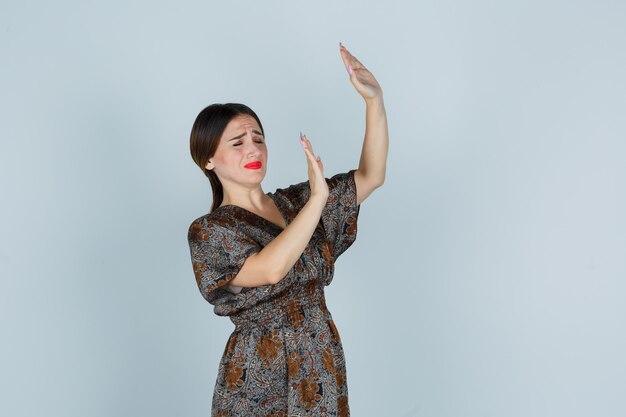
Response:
[187,209,235,240]
[272,170,355,207]
[273,177,310,196]
[271,178,311,210]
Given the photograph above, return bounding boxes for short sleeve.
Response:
[321,169,360,259]
[187,218,261,307]
[273,179,311,213]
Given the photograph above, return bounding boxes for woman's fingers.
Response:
[339,42,365,70]
[301,133,316,156]
[339,43,352,73]
[301,133,324,171]
[301,133,319,166]
[300,132,315,157]
[338,43,383,100]
[300,132,327,197]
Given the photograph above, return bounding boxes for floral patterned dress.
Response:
[187,169,360,416]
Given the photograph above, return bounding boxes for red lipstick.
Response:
[244,161,262,169]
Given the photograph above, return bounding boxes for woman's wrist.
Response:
[306,193,328,211]
[364,94,385,107]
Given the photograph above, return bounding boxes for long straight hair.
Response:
[189,103,265,213]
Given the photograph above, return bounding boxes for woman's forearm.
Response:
[228,196,326,287]
[263,196,326,283]
[359,96,389,186]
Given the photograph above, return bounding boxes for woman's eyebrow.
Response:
[228,130,264,141]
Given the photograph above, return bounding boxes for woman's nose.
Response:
[245,140,260,156]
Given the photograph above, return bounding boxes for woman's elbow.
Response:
[230,253,277,287]
[256,256,289,286]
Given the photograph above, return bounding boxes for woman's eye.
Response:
[233,140,264,147]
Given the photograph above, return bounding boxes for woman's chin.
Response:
[242,169,266,183]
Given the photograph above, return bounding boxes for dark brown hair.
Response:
[189,103,265,213]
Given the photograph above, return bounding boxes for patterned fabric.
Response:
[187,169,360,416]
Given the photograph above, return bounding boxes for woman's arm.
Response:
[356,97,388,205]
[228,196,327,287]
[339,43,389,205]
[229,133,329,287]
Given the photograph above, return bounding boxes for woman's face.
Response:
[206,114,267,188]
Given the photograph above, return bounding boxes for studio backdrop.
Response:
[1,1,625,416]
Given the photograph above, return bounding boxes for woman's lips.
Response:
[244,161,262,169]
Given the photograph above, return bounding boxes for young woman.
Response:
[187,43,388,416]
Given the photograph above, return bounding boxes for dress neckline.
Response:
[217,192,287,231]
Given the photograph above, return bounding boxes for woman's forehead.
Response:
[226,115,261,132]
[220,115,263,143]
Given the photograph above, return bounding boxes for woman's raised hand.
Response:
[300,132,329,200]
[339,42,383,101]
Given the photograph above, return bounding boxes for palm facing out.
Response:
[339,43,383,100]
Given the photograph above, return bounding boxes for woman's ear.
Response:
[205,160,214,171]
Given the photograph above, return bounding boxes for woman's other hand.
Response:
[339,42,383,101]
[300,132,329,201]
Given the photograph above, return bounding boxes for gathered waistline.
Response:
[230,290,329,331]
